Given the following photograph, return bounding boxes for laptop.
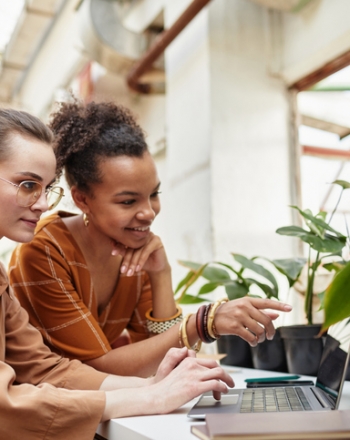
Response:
[188,319,350,419]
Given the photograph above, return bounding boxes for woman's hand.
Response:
[111,232,170,276]
[214,297,292,346]
[102,347,234,420]
[148,347,234,413]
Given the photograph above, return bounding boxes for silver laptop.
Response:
[188,319,350,419]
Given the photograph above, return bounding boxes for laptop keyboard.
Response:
[240,387,312,413]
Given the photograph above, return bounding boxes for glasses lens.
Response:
[47,186,64,210]
[17,181,42,207]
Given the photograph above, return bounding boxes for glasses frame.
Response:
[0,176,64,210]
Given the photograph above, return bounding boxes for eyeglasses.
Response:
[0,177,64,210]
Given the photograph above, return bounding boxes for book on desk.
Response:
[191,410,350,440]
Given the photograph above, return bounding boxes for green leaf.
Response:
[202,266,231,282]
[177,260,203,271]
[224,281,249,300]
[276,225,309,237]
[232,253,278,293]
[244,278,278,299]
[322,261,350,331]
[333,180,350,189]
[198,282,222,295]
[174,270,195,294]
[177,294,208,304]
[323,261,347,273]
[302,234,346,253]
[271,258,306,286]
[291,206,346,238]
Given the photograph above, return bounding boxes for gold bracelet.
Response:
[207,298,228,339]
[146,306,183,334]
[178,321,184,347]
[145,306,182,322]
[181,313,202,353]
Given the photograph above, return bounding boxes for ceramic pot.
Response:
[280,324,324,376]
[217,335,253,368]
[250,328,288,372]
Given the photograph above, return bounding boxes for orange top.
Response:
[0,261,107,440]
[9,211,152,361]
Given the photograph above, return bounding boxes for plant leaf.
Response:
[198,282,222,295]
[244,278,278,299]
[271,258,306,287]
[232,253,278,293]
[202,266,231,282]
[333,180,350,189]
[291,206,347,238]
[322,261,350,331]
[177,294,208,304]
[276,225,309,237]
[174,270,195,294]
[177,260,203,271]
[323,261,347,273]
[224,281,249,300]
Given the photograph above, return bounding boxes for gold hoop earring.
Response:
[83,213,89,227]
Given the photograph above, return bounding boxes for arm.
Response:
[99,347,234,421]
[86,298,292,376]
[111,232,177,319]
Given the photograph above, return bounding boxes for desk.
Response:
[96,366,350,440]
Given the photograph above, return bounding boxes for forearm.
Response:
[148,266,177,318]
[99,373,149,391]
[86,319,200,377]
[101,386,155,421]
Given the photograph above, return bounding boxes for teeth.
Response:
[133,227,148,231]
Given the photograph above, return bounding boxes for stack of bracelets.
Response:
[145,298,228,353]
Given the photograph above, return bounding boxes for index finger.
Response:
[250,298,292,312]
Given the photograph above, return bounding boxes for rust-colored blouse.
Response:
[9,211,152,362]
[0,261,107,440]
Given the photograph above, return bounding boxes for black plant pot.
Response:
[250,328,288,372]
[217,335,253,368]
[280,324,324,376]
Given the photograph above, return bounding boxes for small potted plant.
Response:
[274,180,350,375]
[175,254,302,371]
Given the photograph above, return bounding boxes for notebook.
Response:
[190,410,350,439]
[188,319,350,419]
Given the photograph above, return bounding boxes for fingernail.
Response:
[127,269,133,277]
[284,304,292,311]
[120,265,126,273]
[136,265,140,272]
[267,334,274,340]
[111,250,117,256]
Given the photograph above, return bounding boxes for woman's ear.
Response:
[71,186,89,212]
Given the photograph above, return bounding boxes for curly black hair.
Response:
[49,100,148,193]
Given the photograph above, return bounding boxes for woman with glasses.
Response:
[0,107,235,439]
[9,100,292,377]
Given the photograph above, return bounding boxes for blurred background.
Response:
[1,0,350,326]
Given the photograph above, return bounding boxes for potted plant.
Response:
[175,254,302,371]
[274,180,350,375]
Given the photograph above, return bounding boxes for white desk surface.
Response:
[96,366,350,440]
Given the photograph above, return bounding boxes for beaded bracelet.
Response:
[196,304,216,343]
[146,306,183,334]
[180,313,202,353]
[207,298,228,339]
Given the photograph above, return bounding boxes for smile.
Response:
[129,226,149,232]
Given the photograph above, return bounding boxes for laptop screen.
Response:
[316,319,350,406]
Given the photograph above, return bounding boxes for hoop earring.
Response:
[83,213,89,227]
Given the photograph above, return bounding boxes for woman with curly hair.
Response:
[9,100,292,377]
[0,106,235,439]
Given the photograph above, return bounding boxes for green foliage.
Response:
[322,261,350,332]
[175,254,300,304]
[276,180,350,325]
